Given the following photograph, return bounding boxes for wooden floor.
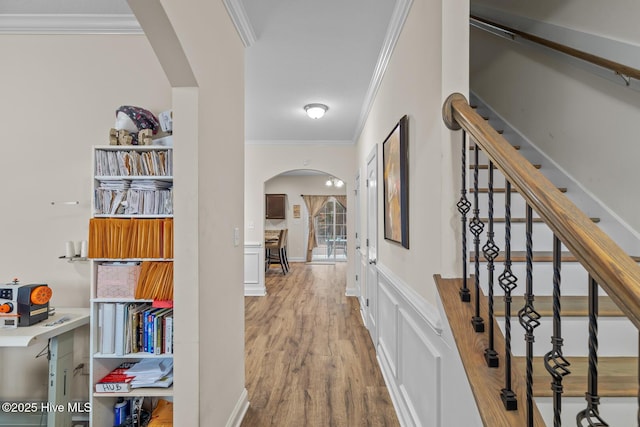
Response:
[242,263,400,427]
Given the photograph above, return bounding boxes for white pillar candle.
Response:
[80,240,88,258]
[65,241,75,258]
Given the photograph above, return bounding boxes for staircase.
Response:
[438,92,640,426]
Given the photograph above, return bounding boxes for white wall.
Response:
[152,1,247,425]
[472,0,640,45]
[355,0,467,304]
[265,174,347,262]
[470,1,640,234]
[352,0,480,424]
[0,34,170,401]
[245,143,356,290]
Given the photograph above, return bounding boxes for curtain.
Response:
[334,195,347,209]
[302,195,329,262]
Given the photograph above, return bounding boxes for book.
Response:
[100,303,116,355]
[114,303,126,356]
[164,315,173,354]
[95,361,138,393]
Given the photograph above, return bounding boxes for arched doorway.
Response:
[264,169,348,267]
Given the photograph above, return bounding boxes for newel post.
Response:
[442,93,467,131]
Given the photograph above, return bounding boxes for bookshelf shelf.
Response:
[89,145,175,426]
[95,175,173,180]
[91,258,173,262]
[93,386,173,398]
[91,298,154,303]
[93,214,175,219]
[93,352,174,359]
[58,256,89,262]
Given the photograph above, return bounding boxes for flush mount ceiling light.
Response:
[325,177,344,188]
[304,103,328,119]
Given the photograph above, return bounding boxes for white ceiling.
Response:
[242,0,396,144]
[1,0,398,144]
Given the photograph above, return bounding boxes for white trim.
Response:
[352,0,414,142]
[376,353,412,427]
[376,263,442,335]
[368,262,457,426]
[225,388,250,427]
[0,14,142,34]
[345,287,358,297]
[223,0,256,48]
[245,139,355,145]
[244,286,267,297]
[244,243,266,296]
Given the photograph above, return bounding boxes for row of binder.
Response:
[94,188,173,215]
[98,302,174,356]
[95,149,173,177]
[89,218,173,259]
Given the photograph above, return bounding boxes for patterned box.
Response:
[97,264,141,298]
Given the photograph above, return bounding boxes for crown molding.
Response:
[223,0,256,47]
[246,139,354,145]
[352,0,413,142]
[0,14,142,34]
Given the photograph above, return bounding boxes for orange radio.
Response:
[0,279,52,328]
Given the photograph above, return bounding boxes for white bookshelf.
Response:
[89,145,174,426]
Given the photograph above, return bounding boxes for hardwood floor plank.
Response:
[242,263,400,426]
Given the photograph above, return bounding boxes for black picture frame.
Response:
[383,115,409,249]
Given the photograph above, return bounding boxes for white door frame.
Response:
[365,145,378,343]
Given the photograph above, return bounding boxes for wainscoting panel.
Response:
[398,307,441,427]
[378,279,400,378]
[244,243,266,296]
[374,265,481,427]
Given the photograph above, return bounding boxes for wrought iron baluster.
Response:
[498,180,517,410]
[483,160,499,367]
[577,276,609,426]
[518,204,540,427]
[544,235,570,426]
[469,139,485,332]
[456,130,472,302]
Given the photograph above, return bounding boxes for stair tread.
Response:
[494,295,624,317]
[513,356,638,397]
[479,217,601,224]
[472,251,578,263]
[471,164,542,170]
[471,251,640,263]
[470,187,568,193]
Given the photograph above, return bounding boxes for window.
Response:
[312,197,347,262]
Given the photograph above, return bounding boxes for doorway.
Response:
[311,196,347,262]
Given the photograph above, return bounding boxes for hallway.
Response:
[242,263,400,426]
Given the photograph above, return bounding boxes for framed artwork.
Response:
[383,115,409,249]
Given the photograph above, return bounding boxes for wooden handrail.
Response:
[443,92,640,330]
[470,15,640,83]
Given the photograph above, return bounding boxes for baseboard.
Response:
[244,286,266,296]
[226,388,250,427]
[345,286,358,297]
